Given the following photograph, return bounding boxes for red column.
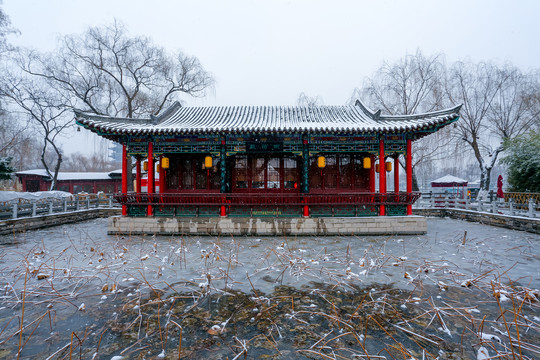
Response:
[369,155,376,193]
[136,158,141,193]
[406,139,413,215]
[379,139,386,216]
[121,144,127,216]
[147,142,154,216]
[394,156,399,192]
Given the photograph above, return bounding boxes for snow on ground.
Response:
[0,190,73,202]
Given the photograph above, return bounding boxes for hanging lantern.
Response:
[317,156,326,168]
[156,164,161,172]
[205,156,213,169]
[375,163,380,173]
[161,157,169,169]
[363,157,371,169]
[143,161,148,171]
[386,161,392,172]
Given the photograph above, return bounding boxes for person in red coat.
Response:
[496,175,504,202]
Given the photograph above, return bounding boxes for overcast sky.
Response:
[3,0,540,154]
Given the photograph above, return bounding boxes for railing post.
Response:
[478,199,483,212]
[528,198,535,218]
[49,200,54,214]
[86,197,90,209]
[491,200,497,214]
[32,201,37,217]
[109,194,113,208]
[220,195,227,217]
[76,195,80,211]
[464,197,469,210]
[63,198,67,212]
[430,194,435,208]
[509,198,514,216]
[11,201,18,219]
[444,191,448,208]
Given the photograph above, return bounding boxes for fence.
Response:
[2,191,538,221]
[0,194,119,221]
[114,192,421,217]
[414,190,538,218]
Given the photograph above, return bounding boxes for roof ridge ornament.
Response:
[153,101,182,124]
[354,99,380,120]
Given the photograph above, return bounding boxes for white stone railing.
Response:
[413,191,538,218]
[0,194,120,221]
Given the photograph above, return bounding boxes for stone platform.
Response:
[108,216,427,236]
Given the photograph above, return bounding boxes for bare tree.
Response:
[0,109,41,172]
[21,21,213,117]
[0,3,28,173]
[19,21,214,188]
[0,74,71,190]
[0,3,17,57]
[351,50,452,190]
[63,152,119,172]
[446,61,539,192]
[297,92,324,107]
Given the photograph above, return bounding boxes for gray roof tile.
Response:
[74,100,461,136]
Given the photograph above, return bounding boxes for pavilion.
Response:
[75,100,461,235]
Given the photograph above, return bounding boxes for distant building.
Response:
[16,169,125,193]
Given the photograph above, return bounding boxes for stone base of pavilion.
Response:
[107,215,427,236]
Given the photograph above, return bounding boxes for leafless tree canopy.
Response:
[446,61,540,191]
[1,20,214,190]
[62,152,119,172]
[353,51,540,191]
[0,72,71,189]
[21,21,214,118]
[0,5,17,58]
[297,92,324,107]
[354,50,445,115]
[351,50,449,190]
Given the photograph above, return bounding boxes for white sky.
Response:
[3,0,540,155]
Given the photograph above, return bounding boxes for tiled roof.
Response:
[15,169,129,180]
[74,100,461,136]
[431,174,468,186]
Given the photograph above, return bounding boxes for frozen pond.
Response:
[0,217,538,359]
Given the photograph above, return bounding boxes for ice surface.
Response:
[0,217,538,358]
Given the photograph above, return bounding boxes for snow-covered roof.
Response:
[15,169,119,181]
[431,175,468,187]
[75,100,461,139]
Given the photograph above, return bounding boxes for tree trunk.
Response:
[126,156,133,191]
[50,155,62,191]
[479,146,503,191]
[399,158,420,191]
[412,171,420,192]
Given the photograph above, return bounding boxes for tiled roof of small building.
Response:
[15,169,121,180]
[74,100,461,136]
